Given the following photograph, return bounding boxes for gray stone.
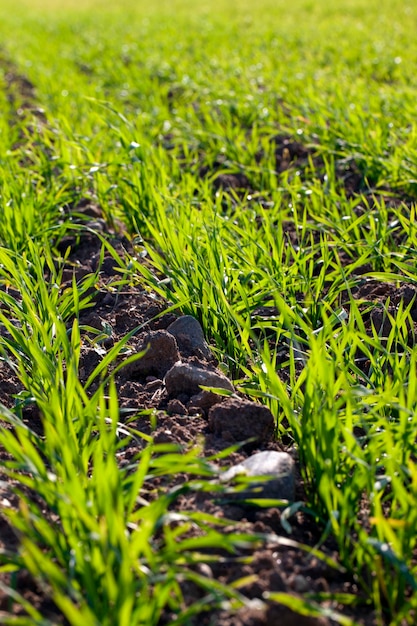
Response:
[221,451,295,502]
[167,315,212,359]
[164,362,234,397]
[289,574,310,593]
[208,398,274,443]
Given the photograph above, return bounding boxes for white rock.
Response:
[221,451,295,502]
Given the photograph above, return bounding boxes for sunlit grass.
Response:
[0,0,417,623]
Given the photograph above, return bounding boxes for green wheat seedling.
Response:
[249,301,417,614]
[1,0,417,622]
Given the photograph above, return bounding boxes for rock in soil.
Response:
[164,361,234,397]
[208,398,275,444]
[125,330,180,378]
[221,450,295,502]
[167,315,213,359]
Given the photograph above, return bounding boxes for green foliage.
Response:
[0,0,417,623]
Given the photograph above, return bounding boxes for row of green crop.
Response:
[0,0,417,624]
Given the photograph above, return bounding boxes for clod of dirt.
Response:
[0,361,21,408]
[124,330,180,379]
[164,362,234,397]
[221,451,295,502]
[273,135,311,173]
[167,315,213,360]
[393,284,417,322]
[78,346,103,383]
[167,398,188,415]
[369,305,394,338]
[188,389,226,412]
[208,398,275,444]
[350,280,417,346]
[370,304,416,343]
[213,172,251,191]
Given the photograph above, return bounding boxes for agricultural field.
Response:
[0,0,417,623]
